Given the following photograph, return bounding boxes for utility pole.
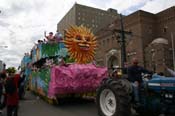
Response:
[171,32,175,70]
[112,14,132,73]
[120,14,126,71]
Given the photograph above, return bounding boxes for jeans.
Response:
[132,82,140,102]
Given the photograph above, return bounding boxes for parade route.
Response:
[14,92,98,116]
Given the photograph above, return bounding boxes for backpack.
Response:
[5,78,16,95]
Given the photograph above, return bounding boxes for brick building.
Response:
[57,3,119,34]
[145,38,172,74]
[95,6,175,74]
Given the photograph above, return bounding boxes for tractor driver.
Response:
[127,58,152,104]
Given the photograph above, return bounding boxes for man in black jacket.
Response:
[127,58,151,103]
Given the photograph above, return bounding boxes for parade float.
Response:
[21,25,107,104]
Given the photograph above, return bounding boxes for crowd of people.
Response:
[36,31,63,45]
[0,71,25,116]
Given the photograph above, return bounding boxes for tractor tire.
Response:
[96,78,132,116]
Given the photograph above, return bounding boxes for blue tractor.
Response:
[96,74,175,116]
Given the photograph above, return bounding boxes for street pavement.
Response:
[13,92,98,116]
[1,92,173,116]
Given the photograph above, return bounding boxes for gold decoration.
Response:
[64,25,97,64]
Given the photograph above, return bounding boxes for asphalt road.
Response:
[1,92,173,116]
[16,92,98,116]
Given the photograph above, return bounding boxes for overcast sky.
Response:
[0,0,175,68]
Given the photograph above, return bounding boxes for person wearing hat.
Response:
[111,66,122,78]
[127,58,152,104]
[112,69,119,78]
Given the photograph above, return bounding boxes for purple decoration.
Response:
[48,63,107,97]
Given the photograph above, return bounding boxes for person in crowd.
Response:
[111,69,119,78]
[19,74,26,99]
[5,72,19,116]
[157,72,164,76]
[127,58,152,104]
[0,72,6,113]
[164,65,175,77]
[44,31,55,44]
[112,66,122,78]
[54,32,63,43]
[37,40,43,44]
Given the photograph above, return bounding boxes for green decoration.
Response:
[41,43,59,57]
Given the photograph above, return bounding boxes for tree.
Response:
[6,67,16,74]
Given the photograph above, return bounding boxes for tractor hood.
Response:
[147,74,175,92]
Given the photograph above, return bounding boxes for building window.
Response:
[92,19,95,23]
[112,35,115,41]
[107,38,109,44]
[82,18,85,21]
[103,40,105,46]
[148,26,152,34]
[163,26,168,33]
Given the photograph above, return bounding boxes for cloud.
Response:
[141,0,175,14]
[0,0,76,68]
[103,0,148,13]
[0,20,9,27]
[0,0,174,69]
[122,1,147,15]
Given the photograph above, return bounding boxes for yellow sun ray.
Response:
[64,25,97,64]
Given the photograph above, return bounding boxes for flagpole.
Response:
[171,32,175,70]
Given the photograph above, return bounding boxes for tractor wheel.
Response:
[96,78,132,116]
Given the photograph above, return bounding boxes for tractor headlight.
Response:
[169,94,173,98]
[165,93,173,98]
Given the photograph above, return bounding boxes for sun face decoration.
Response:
[64,25,97,64]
